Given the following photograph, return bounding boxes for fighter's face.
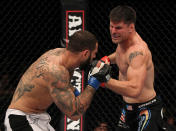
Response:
[79,54,91,70]
[90,42,98,62]
[110,21,131,44]
[80,43,98,70]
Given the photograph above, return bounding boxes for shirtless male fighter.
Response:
[100,5,164,131]
[4,30,110,131]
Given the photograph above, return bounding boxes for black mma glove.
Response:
[88,60,111,90]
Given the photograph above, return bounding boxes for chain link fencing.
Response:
[0,0,175,130]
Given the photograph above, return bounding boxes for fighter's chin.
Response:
[112,39,119,44]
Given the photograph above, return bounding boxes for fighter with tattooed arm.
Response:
[100,6,165,131]
[4,30,111,131]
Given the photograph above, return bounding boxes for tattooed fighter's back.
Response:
[9,49,66,113]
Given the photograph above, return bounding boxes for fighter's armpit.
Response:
[129,51,144,63]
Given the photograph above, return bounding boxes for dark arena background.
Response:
[0,0,176,130]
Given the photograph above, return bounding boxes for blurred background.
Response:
[0,0,175,130]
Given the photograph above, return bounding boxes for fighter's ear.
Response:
[82,49,90,57]
[129,23,135,33]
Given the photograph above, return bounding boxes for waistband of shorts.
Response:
[124,96,161,110]
[6,109,27,116]
[6,109,51,120]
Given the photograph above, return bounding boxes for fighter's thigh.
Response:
[8,114,33,130]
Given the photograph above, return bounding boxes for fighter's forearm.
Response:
[52,85,95,121]
[106,78,140,98]
[69,86,95,120]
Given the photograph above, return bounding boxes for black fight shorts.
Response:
[116,96,165,131]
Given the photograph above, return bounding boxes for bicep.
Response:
[50,84,75,113]
[127,52,147,89]
[127,64,147,85]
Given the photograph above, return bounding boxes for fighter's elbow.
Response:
[66,110,82,121]
[129,85,141,98]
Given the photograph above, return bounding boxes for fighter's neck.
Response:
[60,50,80,72]
[119,32,137,51]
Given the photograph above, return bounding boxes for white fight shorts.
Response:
[4,109,55,131]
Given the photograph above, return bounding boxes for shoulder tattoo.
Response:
[35,56,49,79]
[51,65,69,88]
[129,51,143,63]
[49,49,64,56]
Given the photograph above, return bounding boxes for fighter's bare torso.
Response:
[116,33,156,103]
[9,48,67,113]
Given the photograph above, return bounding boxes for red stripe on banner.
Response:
[82,10,85,31]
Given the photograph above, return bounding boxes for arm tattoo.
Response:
[71,97,84,117]
[48,49,64,56]
[50,66,95,117]
[129,51,143,63]
[50,66,74,112]
[51,87,73,112]
[71,86,95,117]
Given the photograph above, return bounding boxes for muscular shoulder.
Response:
[26,48,67,81]
[33,55,70,90]
[46,48,65,56]
[48,65,70,89]
[127,41,151,65]
[49,65,70,80]
[35,48,65,73]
